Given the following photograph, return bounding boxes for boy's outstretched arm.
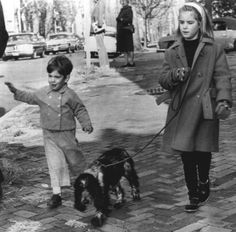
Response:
[5,82,17,93]
[5,82,38,105]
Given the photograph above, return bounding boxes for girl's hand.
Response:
[5,82,17,93]
[215,101,231,120]
[82,125,93,134]
[173,67,190,82]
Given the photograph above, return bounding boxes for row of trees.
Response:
[18,0,236,44]
[20,0,77,36]
[197,0,236,18]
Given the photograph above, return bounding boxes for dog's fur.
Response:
[74,148,140,227]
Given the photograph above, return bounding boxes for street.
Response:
[0,52,86,112]
[0,51,168,144]
[0,50,236,231]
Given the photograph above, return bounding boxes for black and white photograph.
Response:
[0,0,236,231]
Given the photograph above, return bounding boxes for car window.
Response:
[9,34,33,42]
[213,22,227,31]
[49,34,69,40]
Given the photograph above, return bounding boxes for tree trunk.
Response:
[84,0,92,68]
[132,4,142,51]
[204,0,212,18]
[144,18,148,48]
[45,4,53,35]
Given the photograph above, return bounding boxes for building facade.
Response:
[1,0,21,33]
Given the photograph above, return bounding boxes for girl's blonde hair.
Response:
[176,2,213,39]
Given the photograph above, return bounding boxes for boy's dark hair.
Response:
[47,55,73,77]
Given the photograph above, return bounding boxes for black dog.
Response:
[74,148,140,227]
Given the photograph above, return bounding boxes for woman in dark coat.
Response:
[116,0,134,67]
[158,2,232,212]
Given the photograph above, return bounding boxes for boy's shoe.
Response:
[185,197,199,213]
[199,180,210,204]
[47,194,62,209]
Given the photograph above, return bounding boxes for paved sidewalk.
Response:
[0,51,236,232]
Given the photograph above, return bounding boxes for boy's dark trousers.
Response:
[181,151,212,199]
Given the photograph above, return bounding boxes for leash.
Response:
[102,106,177,168]
[103,73,194,168]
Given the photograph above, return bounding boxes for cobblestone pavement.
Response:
[0,51,236,232]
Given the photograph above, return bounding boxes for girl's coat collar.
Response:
[171,37,214,69]
[172,37,214,48]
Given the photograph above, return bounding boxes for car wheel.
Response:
[2,57,8,61]
[67,47,71,54]
[234,40,236,51]
[31,50,37,59]
[90,51,98,58]
[40,51,45,58]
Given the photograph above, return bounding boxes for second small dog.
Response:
[74,148,140,227]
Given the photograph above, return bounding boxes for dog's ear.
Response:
[86,175,102,198]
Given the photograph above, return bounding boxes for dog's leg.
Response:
[124,161,141,201]
[92,184,109,227]
[113,182,125,209]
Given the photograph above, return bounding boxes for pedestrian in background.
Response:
[158,2,232,213]
[0,0,9,200]
[116,0,135,67]
[91,0,109,69]
[5,55,93,209]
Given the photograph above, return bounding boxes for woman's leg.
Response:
[127,51,134,65]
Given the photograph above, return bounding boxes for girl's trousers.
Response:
[181,151,212,199]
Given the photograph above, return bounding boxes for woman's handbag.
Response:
[123,24,135,33]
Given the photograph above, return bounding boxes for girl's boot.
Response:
[199,179,210,204]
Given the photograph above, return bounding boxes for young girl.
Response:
[5,55,93,209]
[158,2,232,212]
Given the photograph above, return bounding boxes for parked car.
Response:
[212,17,236,51]
[157,17,236,52]
[3,33,46,61]
[85,26,120,58]
[45,32,79,54]
[75,36,84,50]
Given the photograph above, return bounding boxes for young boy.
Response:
[5,55,93,209]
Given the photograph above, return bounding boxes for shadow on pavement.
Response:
[110,52,164,92]
[0,127,162,201]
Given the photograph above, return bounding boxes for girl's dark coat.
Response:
[159,37,232,155]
